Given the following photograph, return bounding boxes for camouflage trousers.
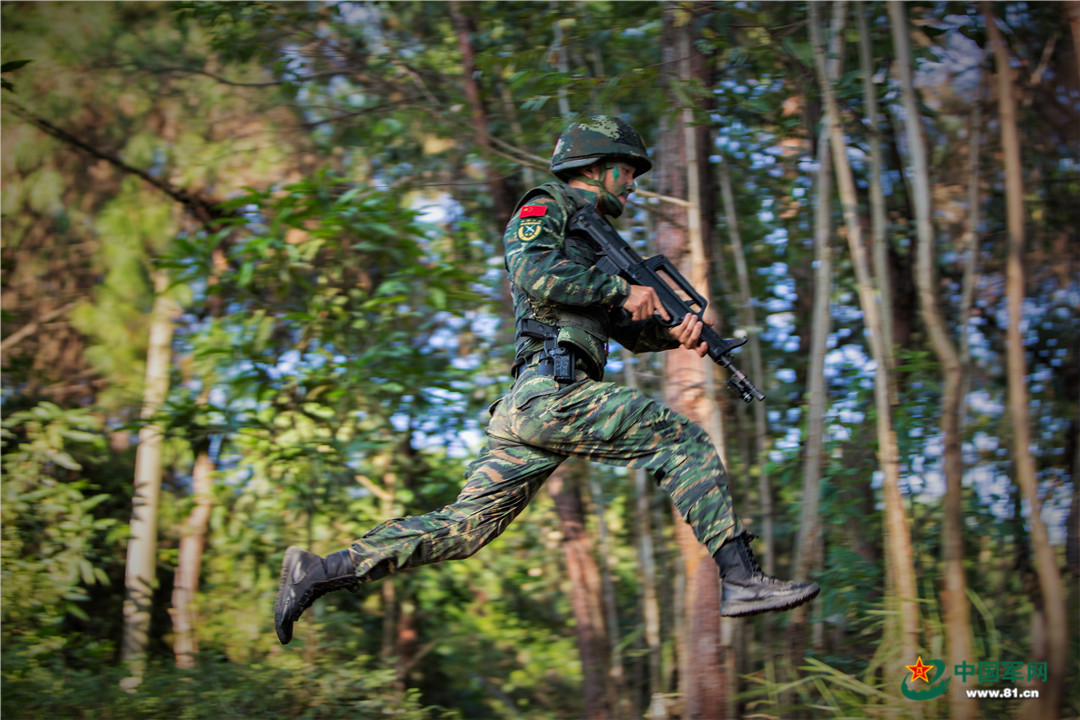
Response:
[350,364,742,583]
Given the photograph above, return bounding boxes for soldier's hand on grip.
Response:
[622,285,670,322]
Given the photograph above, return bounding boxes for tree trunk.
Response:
[548,460,613,720]
[1069,411,1080,579]
[887,5,976,718]
[685,554,723,720]
[794,0,842,589]
[394,442,422,689]
[657,7,729,716]
[857,4,897,402]
[552,6,573,120]
[810,0,921,662]
[584,473,628,716]
[718,159,773,575]
[170,439,215,669]
[395,597,419,690]
[1066,2,1080,84]
[983,4,1068,715]
[626,357,664,700]
[121,270,179,687]
[959,80,985,431]
[790,121,834,667]
[449,1,511,227]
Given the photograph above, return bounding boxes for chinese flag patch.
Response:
[519,205,547,218]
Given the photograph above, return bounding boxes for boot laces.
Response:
[741,533,788,584]
[741,533,764,574]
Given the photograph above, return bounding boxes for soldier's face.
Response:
[602,163,638,207]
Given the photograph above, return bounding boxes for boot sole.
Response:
[274,546,303,645]
[720,583,820,618]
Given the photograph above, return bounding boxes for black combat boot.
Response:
[715,533,820,617]
[274,547,358,644]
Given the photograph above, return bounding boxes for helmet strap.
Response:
[574,162,624,218]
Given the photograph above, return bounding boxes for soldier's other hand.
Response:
[622,285,670,323]
[671,313,709,357]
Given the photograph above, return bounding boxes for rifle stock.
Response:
[568,204,766,403]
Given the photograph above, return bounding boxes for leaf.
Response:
[238,260,254,287]
[429,286,447,311]
[1,59,32,73]
[337,187,362,205]
[65,602,90,622]
[47,449,82,471]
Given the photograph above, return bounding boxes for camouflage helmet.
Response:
[550,115,652,180]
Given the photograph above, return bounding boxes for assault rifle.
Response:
[568,204,766,404]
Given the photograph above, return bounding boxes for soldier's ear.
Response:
[577,163,602,180]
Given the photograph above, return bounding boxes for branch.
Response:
[6,101,228,230]
[141,65,341,88]
[354,474,394,503]
[1,300,80,353]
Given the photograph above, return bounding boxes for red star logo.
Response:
[906,656,933,684]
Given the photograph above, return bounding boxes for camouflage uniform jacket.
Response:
[503,182,679,379]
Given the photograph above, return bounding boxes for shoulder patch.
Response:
[517,219,543,242]
[519,205,548,218]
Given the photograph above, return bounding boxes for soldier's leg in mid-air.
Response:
[350,443,564,582]
[510,375,819,618]
[505,376,739,554]
[275,441,564,644]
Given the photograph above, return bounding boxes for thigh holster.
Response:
[512,318,577,383]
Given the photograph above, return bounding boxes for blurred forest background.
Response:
[1,2,1078,719]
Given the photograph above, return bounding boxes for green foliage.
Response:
[69,180,188,411]
[163,170,489,540]
[0,402,118,650]
[743,653,896,718]
[1,57,32,92]
[2,653,459,720]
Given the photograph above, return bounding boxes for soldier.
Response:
[274,115,819,645]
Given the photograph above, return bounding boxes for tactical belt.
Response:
[512,318,577,383]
